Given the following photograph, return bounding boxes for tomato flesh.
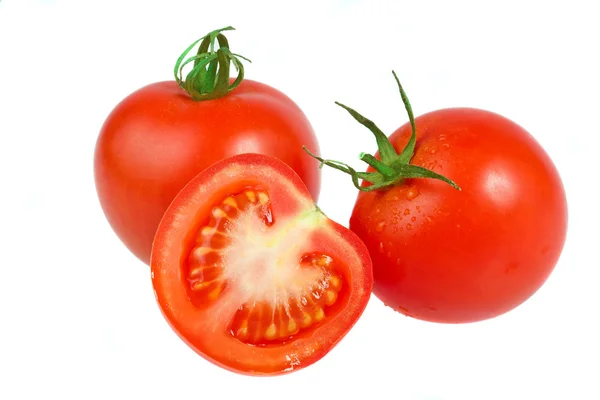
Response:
[151,154,372,375]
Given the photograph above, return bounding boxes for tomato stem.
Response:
[174,26,251,101]
[304,71,461,192]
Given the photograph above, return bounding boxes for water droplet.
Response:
[392,207,398,214]
[376,221,387,232]
[442,143,450,148]
[393,227,399,233]
[411,216,417,222]
[430,148,437,154]
[415,206,421,212]
[404,209,411,216]
[438,134,447,141]
[379,242,384,253]
[406,223,412,230]
[406,187,420,201]
[392,216,399,225]
[426,216,433,223]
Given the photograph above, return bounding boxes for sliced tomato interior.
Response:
[184,187,351,345]
[151,154,372,376]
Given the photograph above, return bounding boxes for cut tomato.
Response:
[150,153,373,375]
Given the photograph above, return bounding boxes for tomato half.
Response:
[94,79,321,265]
[150,153,372,375]
[349,108,568,323]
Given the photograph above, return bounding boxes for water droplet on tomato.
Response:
[406,187,419,200]
[404,209,411,216]
[438,134,447,141]
[375,221,386,232]
[392,207,398,214]
[442,143,450,148]
[392,227,398,233]
[426,216,433,223]
[406,223,412,230]
[379,242,384,253]
[411,216,416,222]
[430,148,437,154]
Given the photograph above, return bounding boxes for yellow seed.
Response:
[318,256,332,267]
[212,207,227,218]
[287,319,298,334]
[325,290,338,306]
[257,192,269,205]
[236,324,249,340]
[314,308,325,322]
[222,196,238,208]
[264,324,277,340]
[201,226,216,236]
[188,266,204,278]
[329,275,342,290]
[207,284,224,300]
[191,280,212,291]
[245,191,257,202]
[301,313,312,328]
[192,246,213,259]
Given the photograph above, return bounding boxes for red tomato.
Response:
[352,108,568,323]
[151,153,372,375]
[94,78,321,265]
[309,73,567,323]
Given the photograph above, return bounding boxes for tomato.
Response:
[150,153,372,375]
[94,27,321,265]
[308,72,568,324]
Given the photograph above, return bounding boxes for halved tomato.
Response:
[150,153,373,375]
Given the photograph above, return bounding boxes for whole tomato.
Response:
[94,27,321,265]
[307,71,567,324]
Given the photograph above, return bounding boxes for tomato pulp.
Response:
[151,154,372,375]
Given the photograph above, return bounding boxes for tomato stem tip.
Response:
[174,26,251,101]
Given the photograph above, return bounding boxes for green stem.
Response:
[303,71,461,193]
[174,26,251,101]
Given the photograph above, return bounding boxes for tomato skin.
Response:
[349,108,567,323]
[151,153,372,376]
[94,79,321,265]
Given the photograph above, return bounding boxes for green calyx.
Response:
[174,26,251,101]
[304,71,461,192]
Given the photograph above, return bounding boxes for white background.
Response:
[1,0,598,399]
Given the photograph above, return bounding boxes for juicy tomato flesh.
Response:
[184,187,348,346]
[151,154,372,375]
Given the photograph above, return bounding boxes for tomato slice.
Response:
[150,153,373,375]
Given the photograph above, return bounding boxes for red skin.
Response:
[350,108,568,323]
[151,153,373,375]
[94,79,321,265]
